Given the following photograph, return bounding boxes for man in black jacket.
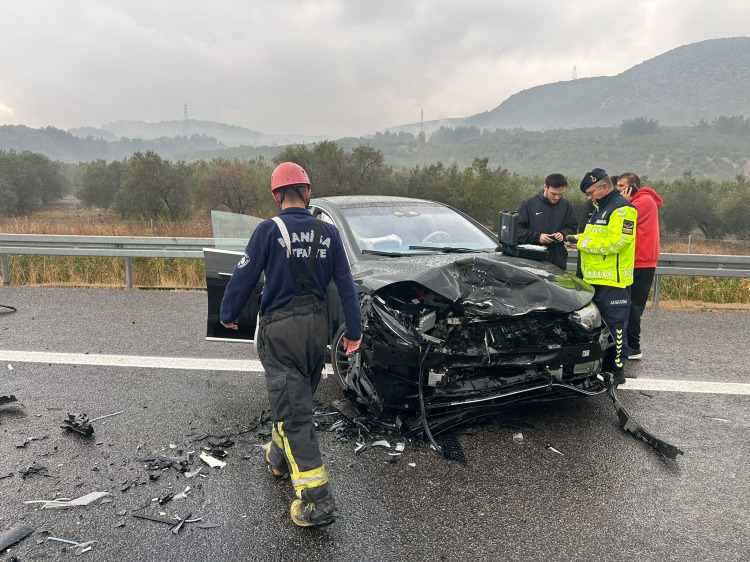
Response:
[516,173,578,270]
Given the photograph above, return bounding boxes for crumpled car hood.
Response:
[352,252,594,316]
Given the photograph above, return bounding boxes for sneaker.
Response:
[628,347,642,360]
[290,488,337,528]
[265,442,289,479]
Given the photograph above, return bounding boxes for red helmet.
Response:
[271,162,310,192]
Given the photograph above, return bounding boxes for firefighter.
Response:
[576,168,637,385]
[219,162,362,527]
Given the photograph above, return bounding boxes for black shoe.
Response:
[290,488,337,528]
[628,347,642,360]
[612,369,626,385]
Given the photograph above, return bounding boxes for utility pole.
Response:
[182,103,191,137]
[571,65,578,80]
[417,108,426,162]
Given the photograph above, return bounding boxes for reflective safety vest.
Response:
[577,190,637,288]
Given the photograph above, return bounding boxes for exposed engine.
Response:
[344,282,609,426]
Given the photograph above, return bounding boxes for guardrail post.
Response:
[1,254,9,285]
[687,235,691,254]
[653,274,661,310]
[125,257,133,289]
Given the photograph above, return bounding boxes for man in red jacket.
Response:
[616,172,663,361]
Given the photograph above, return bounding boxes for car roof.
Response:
[312,195,444,208]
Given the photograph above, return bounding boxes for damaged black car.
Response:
[204,196,682,459]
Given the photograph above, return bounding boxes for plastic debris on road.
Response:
[546,443,564,456]
[0,395,18,407]
[395,442,405,452]
[371,440,391,448]
[408,463,416,467]
[61,413,94,437]
[513,432,524,444]
[199,452,226,469]
[25,491,111,509]
[0,523,34,554]
[47,537,96,556]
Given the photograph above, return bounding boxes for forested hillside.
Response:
[464,37,750,130]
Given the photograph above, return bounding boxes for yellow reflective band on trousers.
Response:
[276,422,299,475]
[290,466,329,492]
[271,424,284,449]
[276,422,329,491]
[615,328,624,368]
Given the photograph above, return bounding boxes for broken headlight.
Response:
[570,303,602,331]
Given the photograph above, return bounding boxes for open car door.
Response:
[204,210,264,343]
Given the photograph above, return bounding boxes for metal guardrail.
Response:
[0,234,214,288]
[566,251,750,309]
[0,236,748,306]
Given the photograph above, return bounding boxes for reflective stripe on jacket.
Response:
[577,190,637,288]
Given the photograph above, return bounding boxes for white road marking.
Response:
[0,350,262,372]
[618,378,750,395]
[1,349,749,396]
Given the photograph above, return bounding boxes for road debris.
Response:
[61,413,94,437]
[171,512,192,535]
[395,442,405,452]
[408,463,416,467]
[0,395,18,407]
[607,384,684,459]
[207,437,234,448]
[371,440,391,448]
[546,443,564,456]
[173,486,191,501]
[26,491,111,509]
[199,452,226,469]
[184,467,203,479]
[132,513,179,525]
[7,364,12,371]
[513,432,524,444]
[354,443,367,455]
[0,523,34,554]
[47,537,96,555]
[19,465,50,479]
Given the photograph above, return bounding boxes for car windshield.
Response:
[341,204,497,254]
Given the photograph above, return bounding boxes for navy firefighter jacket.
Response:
[220,207,362,341]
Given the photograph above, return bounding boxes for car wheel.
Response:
[331,325,351,390]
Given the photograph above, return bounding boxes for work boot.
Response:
[265,442,289,479]
[290,487,337,528]
[612,368,626,385]
[628,347,643,360]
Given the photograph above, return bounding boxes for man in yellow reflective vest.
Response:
[575,168,637,384]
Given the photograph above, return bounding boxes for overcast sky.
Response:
[0,0,748,136]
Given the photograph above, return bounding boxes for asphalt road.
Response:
[1,287,748,562]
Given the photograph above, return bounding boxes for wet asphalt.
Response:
[0,287,748,562]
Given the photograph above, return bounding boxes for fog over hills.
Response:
[69,120,328,147]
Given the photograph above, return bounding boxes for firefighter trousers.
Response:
[256,294,332,501]
[592,285,631,371]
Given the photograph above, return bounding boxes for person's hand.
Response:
[221,320,239,330]
[551,232,564,242]
[564,241,577,249]
[623,186,635,202]
[343,338,361,355]
[539,233,554,244]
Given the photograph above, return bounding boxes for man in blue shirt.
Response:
[220,162,361,527]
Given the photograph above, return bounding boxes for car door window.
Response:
[211,210,264,252]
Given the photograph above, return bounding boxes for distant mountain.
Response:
[0,125,223,162]
[70,119,329,147]
[463,37,750,130]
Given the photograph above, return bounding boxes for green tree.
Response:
[76,159,125,209]
[654,171,725,238]
[619,117,661,136]
[113,151,195,220]
[198,157,273,215]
